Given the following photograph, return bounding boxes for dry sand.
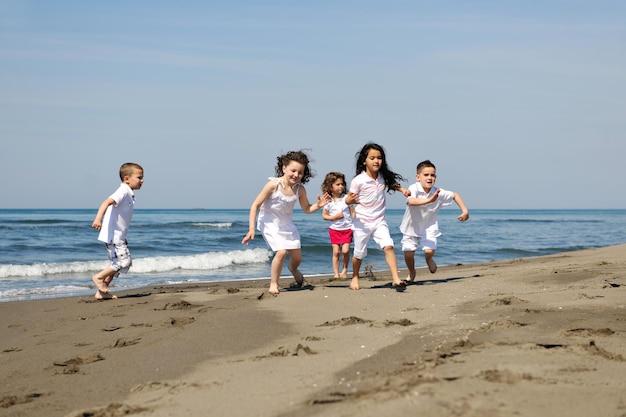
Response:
[1,244,626,417]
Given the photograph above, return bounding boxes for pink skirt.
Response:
[328,228,353,245]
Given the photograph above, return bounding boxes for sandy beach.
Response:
[1,244,625,417]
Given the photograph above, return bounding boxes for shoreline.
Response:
[2,244,626,417]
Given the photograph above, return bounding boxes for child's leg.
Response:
[350,224,370,290]
[287,249,304,287]
[403,250,416,282]
[331,244,341,278]
[383,246,405,287]
[351,257,362,290]
[92,267,117,294]
[269,250,288,294]
[424,249,437,273]
[340,243,350,278]
[103,272,120,287]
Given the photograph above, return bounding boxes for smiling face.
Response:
[363,148,383,178]
[416,166,436,192]
[282,160,305,186]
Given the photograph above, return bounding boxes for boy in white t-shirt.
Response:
[400,160,469,283]
[91,163,144,299]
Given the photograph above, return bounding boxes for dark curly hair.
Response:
[354,142,405,193]
[274,150,314,184]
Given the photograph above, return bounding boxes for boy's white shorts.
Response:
[401,235,437,252]
[105,241,132,273]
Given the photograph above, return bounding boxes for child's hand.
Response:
[457,212,469,222]
[92,220,102,230]
[317,192,331,207]
[346,192,359,205]
[427,189,440,203]
[242,231,255,245]
[400,187,411,197]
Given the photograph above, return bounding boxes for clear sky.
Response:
[1,1,625,210]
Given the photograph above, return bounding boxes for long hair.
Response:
[354,143,405,192]
[274,150,314,184]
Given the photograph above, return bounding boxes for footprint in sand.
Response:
[317,316,373,327]
[254,344,317,360]
[383,318,415,327]
[158,301,199,311]
[0,393,47,409]
[484,296,529,307]
[66,403,151,417]
[111,337,142,348]
[564,328,615,337]
[169,317,195,326]
[53,353,104,374]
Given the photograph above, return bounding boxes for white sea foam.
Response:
[0,248,271,279]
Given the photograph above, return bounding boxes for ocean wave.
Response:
[191,222,233,228]
[0,248,271,279]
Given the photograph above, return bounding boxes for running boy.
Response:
[400,159,469,282]
[91,163,144,299]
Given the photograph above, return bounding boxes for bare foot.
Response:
[392,279,407,288]
[404,273,415,283]
[340,269,347,278]
[92,276,109,294]
[94,290,117,300]
[350,277,360,290]
[426,258,437,274]
[268,283,280,295]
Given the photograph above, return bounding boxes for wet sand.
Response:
[1,244,625,417]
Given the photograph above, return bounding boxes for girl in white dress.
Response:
[242,150,330,294]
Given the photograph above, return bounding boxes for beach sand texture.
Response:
[1,244,625,417]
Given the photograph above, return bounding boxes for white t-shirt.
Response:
[349,172,387,226]
[323,196,353,231]
[399,183,454,238]
[98,183,136,244]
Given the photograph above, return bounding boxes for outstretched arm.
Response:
[453,192,470,221]
[299,186,330,214]
[407,189,440,206]
[242,181,274,245]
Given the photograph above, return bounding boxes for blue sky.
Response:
[1,1,625,209]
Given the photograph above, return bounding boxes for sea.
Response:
[1,208,625,302]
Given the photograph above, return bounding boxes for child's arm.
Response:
[299,187,330,214]
[391,183,411,197]
[242,181,275,245]
[92,198,116,230]
[322,207,342,221]
[345,192,359,205]
[453,192,470,221]
[406,189,440,207]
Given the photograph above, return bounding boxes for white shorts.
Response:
[105,241,132,273]
[352,220,394,259]
[401,235,437,252]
